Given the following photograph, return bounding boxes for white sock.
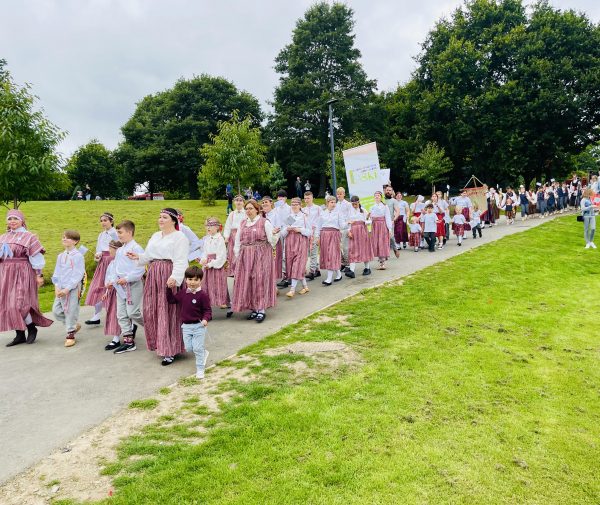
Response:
[349,263,356,272]
[302,279,308,288]
[90,303,103,321]
[458,237,462,244]
[291,279,298,289]
[24,314,33,325]
[335,270,342,279]
[112,336,120,343]
[326,270,333,283]
[364,262,370,270]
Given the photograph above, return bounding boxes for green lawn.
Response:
[62,216,599,505]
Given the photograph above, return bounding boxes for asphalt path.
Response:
[0,215,559,483]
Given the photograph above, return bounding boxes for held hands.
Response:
[55,287,69,298]
[94,253,101,261]
[166,277,177,289]
[116,278,128,286]
[348,231,353,239]
[273,227,281,234]
[36,276,44,288]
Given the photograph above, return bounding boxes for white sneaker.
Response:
[203,350,209,367]
[196,370,205,379]
[591,243,597,249]
[585,243,591,249]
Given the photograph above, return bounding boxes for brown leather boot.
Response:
[6,330,26,347]
[26,323,38,344]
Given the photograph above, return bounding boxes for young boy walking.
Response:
[52,230,86,347]
[166,266,212,379]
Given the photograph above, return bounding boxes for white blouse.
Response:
[302,204,322,231]
[180,223,204,261]
[317,209,346,237]
[233,216,279,256]
[137,230,190,286]
[347,207,369,224]
[223,209,246,240]
[368,202,393,230]
[95,228,118,254]
[201,233,227,269]
[281,211,311,238]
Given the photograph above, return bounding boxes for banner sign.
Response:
[342,142,382,209]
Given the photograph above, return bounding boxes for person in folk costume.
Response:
[101,240,127,352]
[383,186,401,258]
[346,195,373,277]
[232,199,280,323]
[261,196,284,286]
[199,217,232,318]
[454,190,473,234]
[368,191,393,270]
[127,208,190,366]
[408,216,422,252]
[275,190,291,287]
[316,196,346,285]
[394,192,410,249]
[281,197,311,298]
[0,209,53,347]
[104,220,145,353]
[177,210,204,263]
[336,187,352,269]
[410,195,425,219]
[452,206,467,245]
[302,191,322,280]
[431,193,446,249]
[84,212,118,325]
[223,195,246,277]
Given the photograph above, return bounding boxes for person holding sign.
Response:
[368,191,393,270]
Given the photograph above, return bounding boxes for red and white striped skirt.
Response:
[319,228,341,270]
[285,232,309,280]
[103,287,120,337]
[85,252,111,306]
[143,260,184,357]
[348,221,373,263]
[409,231,422,247]
[394,215,408,244]
[274,239,283,279]
[371,217,390,260]
[203,267,230,307]
[461,208,471,231]
[453,223,465,236]
[225,229,237,277]
[232,242,277,312]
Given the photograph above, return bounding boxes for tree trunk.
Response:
[13,195,19,209]
[188,169,199,200]
[149,179,155,200]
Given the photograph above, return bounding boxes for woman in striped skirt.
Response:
[317,196,346,286]
[368,191,393,270]
[232,200,280,323]
[223,195,245,277]
[394,192,410,249]
[281,198,311,297]
[346,195,373,277]
[127,208,190,366]
[200,217,232,318]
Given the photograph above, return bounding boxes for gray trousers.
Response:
[52,290,80,333]
[341,229,349,266]
[308,233,319,273]
[584,215,596,243]
[117,281,144,336]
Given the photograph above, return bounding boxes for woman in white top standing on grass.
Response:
[127,208,190,366]
[368,191,393,270]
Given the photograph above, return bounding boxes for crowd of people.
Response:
[0,175,591,379]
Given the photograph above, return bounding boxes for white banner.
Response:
[380,168,390,186]
[342,142,382,209]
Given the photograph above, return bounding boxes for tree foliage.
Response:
[117,75,261,199]
[199,111,269,198]
[267,160,287,197]
[0,59,65,208]
[411,142,453,193]
[267,2,376,195]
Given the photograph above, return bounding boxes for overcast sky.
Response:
[1,0,598,158]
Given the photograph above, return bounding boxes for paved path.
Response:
[0,216,559,483]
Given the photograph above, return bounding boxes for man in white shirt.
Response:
[302,191,322,280]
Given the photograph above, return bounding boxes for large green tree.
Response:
[386,0,600,187]
[117,75,262,199]
[0,59,65,208]
[267,2,376,195]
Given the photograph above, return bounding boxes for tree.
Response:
[411,142,453,193]
[0,59,65,208]
[267,2,376,195]
[66,140,124,199]
[117,75,261,199]
[200,111,269,198]
[267,160,287,196]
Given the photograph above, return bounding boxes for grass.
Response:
[128,399,159,411]
[72,215,600,505]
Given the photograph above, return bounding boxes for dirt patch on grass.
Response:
[0,341,360,504]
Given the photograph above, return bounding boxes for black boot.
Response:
[7,330,26,347]
[26,323,38,344]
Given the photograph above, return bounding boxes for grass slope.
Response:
[71,217,600,504]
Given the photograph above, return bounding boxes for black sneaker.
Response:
[105,341,120,351]
[161,356,175,366]
[85,319,101,325]
[305,272,315,281]
[362,268,371,276]
[114,342,136,354]
[314,270,321,278]
[246,311,258,320]
[277,279,289,288]
[345,270,355,278]
[342,266,350,273]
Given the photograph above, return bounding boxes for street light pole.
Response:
[327,98,339,193]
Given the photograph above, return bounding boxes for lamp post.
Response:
[327,98,339,193]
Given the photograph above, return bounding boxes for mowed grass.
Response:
[17,200,231,312]
[74,216,600,505]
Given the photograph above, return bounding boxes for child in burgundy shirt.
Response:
[166,266,212,378]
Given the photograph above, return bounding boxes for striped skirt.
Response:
[103,287,120,337]
[203,267,230,307]
[409,231,421,247]
[285,232,309,280]
[225,229,237,277]
[348,222,373,263]
[436,213,446,238]
[232,242,277,312]
[143,260,184,357]
[461,208,472,231]
[371,217,390,260]
[319,228,341,270]
[85,253,112,306]
[274,240,283,279]
[394,215,408,244]
[0,258,53,331]
[453,224,465,236]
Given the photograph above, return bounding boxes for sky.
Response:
[1,0,598,158]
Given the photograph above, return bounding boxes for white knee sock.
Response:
[91,303,103,320]
[334,269,342,280]
[24,314,33,325]
[325,270,333,282]
[291,279,298,290]
[364,262,370,270]
[349,263,356,272]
